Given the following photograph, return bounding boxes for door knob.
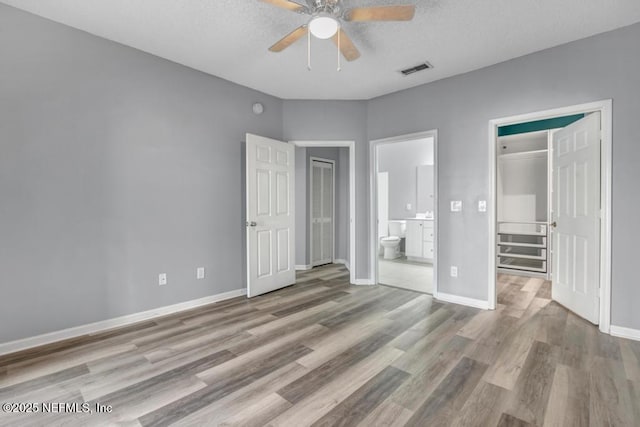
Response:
[246,221,257,227]
[550,221,557,228]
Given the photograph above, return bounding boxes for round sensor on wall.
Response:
[252,103,264,115]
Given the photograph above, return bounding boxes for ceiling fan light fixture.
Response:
[309,14,338,39]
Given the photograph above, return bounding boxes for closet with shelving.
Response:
[497,130,550,277]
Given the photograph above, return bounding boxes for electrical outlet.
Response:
[196,267,205,279]
[405,203,412,211]
[158,273,167,286]
[478,200,487,212]
[450,266,458,278]
[450,201,462,212]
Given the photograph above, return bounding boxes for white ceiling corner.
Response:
[2,0,640,100]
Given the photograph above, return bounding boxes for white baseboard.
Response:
[354,279,375,286]
[0,288,247,357]
[434,291,489,310]
[295,264,313,271]
[610,325,640,341]
[334,259,350,270]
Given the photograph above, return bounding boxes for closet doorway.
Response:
[290,140,356,285]
[310,158,335,267]
[489,100,612,333]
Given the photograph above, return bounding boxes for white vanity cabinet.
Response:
[405,219,434,262]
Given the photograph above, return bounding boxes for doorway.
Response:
[291,140,356,285]
[370,131,438,294]
[488,100,612,333]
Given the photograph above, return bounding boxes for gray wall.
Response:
[294,147,350,266]
[378,138,434,219]
[283,101,369,279]
[3,2,639,343]
[0,4,283,343]
[498,157,548,222]
[368,22,640,329]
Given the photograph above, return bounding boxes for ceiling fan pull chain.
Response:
[337,24,341,72]
[307,27,312,71]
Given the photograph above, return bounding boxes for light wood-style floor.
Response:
[1,265,639,426]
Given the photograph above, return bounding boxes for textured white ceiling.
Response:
[2,0,640,100]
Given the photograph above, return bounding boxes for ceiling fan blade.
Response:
[269,25,308,52]
[259,0,306,13]
[344,5,415,22]
[332,29,361,61]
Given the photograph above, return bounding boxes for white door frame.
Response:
[369,130,439,292]
[290,140,356,285]
[488,100,612,334]
[309,157,336,266]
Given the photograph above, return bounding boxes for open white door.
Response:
[551,113,601,323]
[246,133,295,297]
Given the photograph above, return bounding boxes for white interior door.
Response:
[311,159,334,266]
[246,133,295,297]
[551,113,601,323]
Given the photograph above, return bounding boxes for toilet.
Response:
[380,220,406,259]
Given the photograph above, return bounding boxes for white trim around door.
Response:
[488,100,612,334]
[290,140,356,285]
[369,130,439,293]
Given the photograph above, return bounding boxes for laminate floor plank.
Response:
[462,310,519,365]
[355,400,414,427]
[390,335,473,411]
[543,363,590,427]
[534,302,569,347]
[0,267,637,426]
[482,314,543,390]
[502,340,557,426]
[267,345,404,427]
[277,331,396,404]
[403,357,488,426]
[139,344,313,426]
[391,312,469,375]
[588,355,637,427]
[174,362,309,426]
[451,381,509,427]
[620,339,640,382]
[271,290,351,318]
[496,413,533,427]
[311,365,410,427]
[389,304,452,351]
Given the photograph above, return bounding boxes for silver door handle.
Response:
[246,221,257,227]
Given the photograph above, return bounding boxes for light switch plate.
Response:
[159,273,167,286]
[478,200,487,212]
[197,267,205,279]
[450,266,458,277]
[450,201,462,212]
[406,203,412,211]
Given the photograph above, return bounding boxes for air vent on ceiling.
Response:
[400,62,433,76]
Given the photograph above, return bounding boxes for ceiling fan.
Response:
[261,0,416,62]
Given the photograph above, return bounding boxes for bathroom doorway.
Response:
[370,131,438,294]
